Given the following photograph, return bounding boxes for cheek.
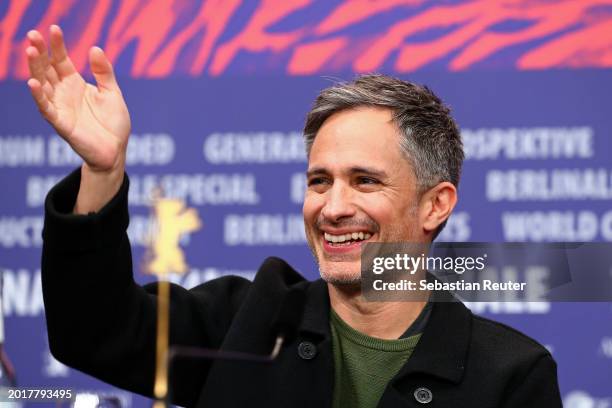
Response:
[302,192,324,223]
[357,195,417,238]
[355,195,395,223]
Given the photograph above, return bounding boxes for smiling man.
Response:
[31,26,562,407]
[300,81,461,407]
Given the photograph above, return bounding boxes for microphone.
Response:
[269,286,307,357]
[156,287,307,407]
[168,286,306,363]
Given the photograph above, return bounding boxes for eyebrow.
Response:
[306,166,389,179]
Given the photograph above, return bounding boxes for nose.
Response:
[320,181,356,222]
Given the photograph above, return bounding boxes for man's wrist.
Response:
[73,162,125,214]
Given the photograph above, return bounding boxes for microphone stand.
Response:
[151,276,304,408]
[146,193,304,408]
[153,279,170,408]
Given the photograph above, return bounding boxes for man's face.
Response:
[303,107,424,285]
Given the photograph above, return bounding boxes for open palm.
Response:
[26,25,130,172]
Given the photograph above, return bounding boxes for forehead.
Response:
[308,107,405,168]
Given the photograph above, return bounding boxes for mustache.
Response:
[314,216,379,233]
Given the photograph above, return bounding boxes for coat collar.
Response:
[393,294,472,384]
[297,278,330,340]
[297,278,472,384]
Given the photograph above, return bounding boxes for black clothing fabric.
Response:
[42,169,563,407]
[400,300,431,338]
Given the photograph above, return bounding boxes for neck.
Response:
[328,282,426,340]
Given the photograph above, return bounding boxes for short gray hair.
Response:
[303,74,463,193]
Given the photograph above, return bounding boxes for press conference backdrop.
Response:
[1,1,611,406]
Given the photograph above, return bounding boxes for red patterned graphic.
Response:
[1,0,611,79]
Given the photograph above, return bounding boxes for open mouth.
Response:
[323,231,372,247]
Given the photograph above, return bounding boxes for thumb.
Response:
[89,46,119,92]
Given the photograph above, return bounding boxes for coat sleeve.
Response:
[501,354,563,408]
[41,168,251,407]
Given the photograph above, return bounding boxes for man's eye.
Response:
[308,177,328,186]
[357,177,379,185]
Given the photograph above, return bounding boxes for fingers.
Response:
[89,46,120,92]
[25,45,46,86]
[26,31,60,104]
[26,30,59,85]
[27,78,57,122]
[25,47,54,103]
[49,25,77,78]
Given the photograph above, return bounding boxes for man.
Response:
[28,26,562,407]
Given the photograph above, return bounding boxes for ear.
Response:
[418,182,458,235]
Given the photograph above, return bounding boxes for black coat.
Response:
[42,170,563,407]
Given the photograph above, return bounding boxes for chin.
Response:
[319,262,362,286]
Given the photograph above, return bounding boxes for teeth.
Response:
[324,232,372,243]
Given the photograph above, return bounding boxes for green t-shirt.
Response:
[330,310,422,408]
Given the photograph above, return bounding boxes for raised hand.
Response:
[26,25,131,213]
[26,25,130,173]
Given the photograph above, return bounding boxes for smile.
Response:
[320,230,375,254]
[324,231,371,244]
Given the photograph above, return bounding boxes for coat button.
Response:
[297,341,317,360]
[414,387,433,404]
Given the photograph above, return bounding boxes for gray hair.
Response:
[303,74,463,193]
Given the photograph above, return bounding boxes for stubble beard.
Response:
[308,220,419,288]
[318,256,362,287]
[306,216,382,288]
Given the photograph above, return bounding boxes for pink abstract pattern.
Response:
[1,0,611,79]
